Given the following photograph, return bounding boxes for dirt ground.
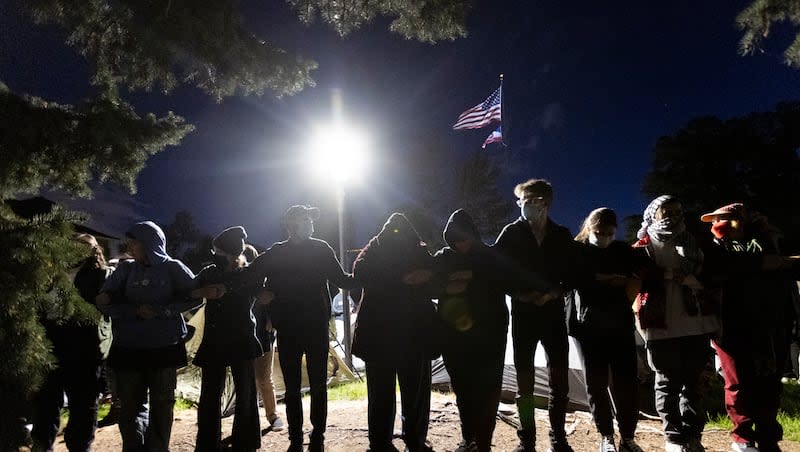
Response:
[54,392,800,452]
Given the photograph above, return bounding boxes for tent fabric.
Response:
[177,305,358,417]
[431,298,589,410]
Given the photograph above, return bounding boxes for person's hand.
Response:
[136,304,156,320]
[681,274,704,290]
[446,280,469,295]
[96,292,111,306]
[403,269,433,286]
[256,289,275,305]
[449,270,473,281]
[191,284,226,300]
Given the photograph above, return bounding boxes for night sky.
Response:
[3,0,800,249]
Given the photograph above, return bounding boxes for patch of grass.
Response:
[703,374,800,440]
[326,381,368,401]
[174,397,197,410]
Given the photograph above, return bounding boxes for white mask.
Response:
[589,232,613,248]
[521,204,545,222]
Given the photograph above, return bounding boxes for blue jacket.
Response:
[100,221,198,349]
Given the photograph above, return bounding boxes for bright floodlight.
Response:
[308,123,370,184]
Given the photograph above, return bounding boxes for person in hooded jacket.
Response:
[493,179,587,452]
[569,208,644,452]
[31,233,113,452]
[351,213,437,452]
[240,205,355,452]
[432,209,509,452]
[96,221,204,452]
[699,203,799,452]
[192,226,263,452]
[632,196,719,452]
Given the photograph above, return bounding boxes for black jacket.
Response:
[351,213,438,363]
[568,241,636,338]
[434,209,508,350]
[246,238,354,337]
[193,264,263,367]
[494,217,588,317]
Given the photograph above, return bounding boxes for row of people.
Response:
[31,177,799,452]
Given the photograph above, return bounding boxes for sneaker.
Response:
[455,441,478,452]
[731,442,759,452]
[270,416,285,432]
[618,438,644,452]
[599,436,617,452]
[665,441,686,452]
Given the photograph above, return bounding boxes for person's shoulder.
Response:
[433,246,454,258]
[309,237,333,248]
[497,218,525,237]
[166,258,195,279]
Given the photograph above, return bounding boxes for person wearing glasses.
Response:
[494,179,586,452]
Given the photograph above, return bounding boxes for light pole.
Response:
[308,122,369,369]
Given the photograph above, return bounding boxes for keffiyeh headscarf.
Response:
[637,195,685,241]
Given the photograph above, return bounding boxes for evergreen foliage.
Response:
[2,1,471,446]
[642,102,800,248]
[737,0,800,67]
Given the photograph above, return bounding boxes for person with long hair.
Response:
[192,226,263,452]
[31,233,113,452]
[632,196,719,452]
[352,213,438,452]
[570,208,644,452]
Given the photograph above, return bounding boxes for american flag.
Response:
[452,85,502,130]
[482,126,503,148]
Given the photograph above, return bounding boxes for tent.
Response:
[429,297,590,410]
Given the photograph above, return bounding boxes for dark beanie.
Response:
[212,226,248,257]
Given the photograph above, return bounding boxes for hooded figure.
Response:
[433,209,509,452]
[352,213,437,452]
[97,221,200,452]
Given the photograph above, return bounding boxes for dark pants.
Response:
[365,357,432,451]
[278,329,329,446]
[443,341,505,451]
[115,367,177,452]
[713,339,785,446]
[646,334,712,444]
[195,359,260,451]
[31,362,101,452]
[576,332,639,438]
[512,305,570,448]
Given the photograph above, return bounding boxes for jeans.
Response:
[646,335,712,444]
[115,367,177,452]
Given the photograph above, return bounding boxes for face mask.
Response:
[589,233,613,248]
[654,214,683,231]
[521,204,545,222]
